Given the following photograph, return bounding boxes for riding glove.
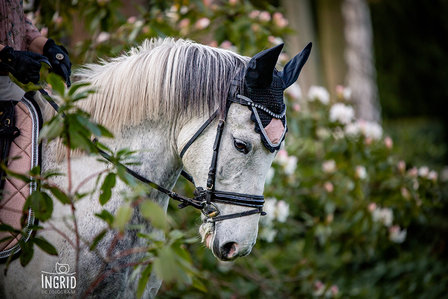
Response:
[0,46,45,84]
[43,39,72,86]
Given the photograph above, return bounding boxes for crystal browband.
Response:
[232,94,286,119]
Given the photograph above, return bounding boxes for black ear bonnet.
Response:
[238,42,312,152]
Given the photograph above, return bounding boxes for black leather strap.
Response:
[179,110,218,158]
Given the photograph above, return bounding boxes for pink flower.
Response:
[293,104,301,112]
[208,41,218,47]
[220,40,233,50]
[397,160,406,174]
[368,202,377,212]
[229,0,238,5]
[40,27,48,37]
[179,18,190,29]
[408,167,418,178]
[330,285,339,296]
[249,10,260,19]
[401,187,410,199]
[259,11,271,22]
[127,16,137,24]
[251,23,260,33]
[384,136,393,149]
[324,182,334,193]
[195,17,210,30]
[273,12,288,28]
[313,280,325,296]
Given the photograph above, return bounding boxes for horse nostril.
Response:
[220,242,239,260]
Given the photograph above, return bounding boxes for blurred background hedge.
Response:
[25,0,448,297]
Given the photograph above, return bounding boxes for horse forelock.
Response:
[75,38,248,133]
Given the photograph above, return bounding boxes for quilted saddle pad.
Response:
[0,97,40,259]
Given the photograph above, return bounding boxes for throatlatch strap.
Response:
[180,110,218,158]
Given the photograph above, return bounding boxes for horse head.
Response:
[179,42,311,260]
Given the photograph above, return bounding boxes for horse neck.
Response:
[111,119,182,210]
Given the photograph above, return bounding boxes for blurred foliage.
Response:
[383,118,447,171]
[21,0,448,297]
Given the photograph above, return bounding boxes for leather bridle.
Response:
[39,74,279,223]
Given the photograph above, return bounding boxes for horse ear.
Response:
[280,42,312,89]
[245,43,284,88]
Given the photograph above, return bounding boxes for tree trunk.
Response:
[342,0,381,122]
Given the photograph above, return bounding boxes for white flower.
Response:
[329,103,355,124]
[285,82,302,100]
[322,160,336,173]
[261,198,289,226]
[96,32,110,43]
[275,150,297,176]
[195,17,210,30]
[261,198,277,225]
[316,127,331,139]
[372,207,393,227]
[418,166,429,178]
[275,149,289,165]
[307,86,330,105]
[359,120,383,140]
[356,165,367,180]
[260,227,277,242]
[428,170,438,182]
[389,225,407,243]
[265,167,275,185]
[276,200,289,223]
[344,122,361,137]
[268,36,284,46]
[283,156,297,176]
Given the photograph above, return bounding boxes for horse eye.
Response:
[233,138,250,154]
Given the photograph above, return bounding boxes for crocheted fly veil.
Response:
[238,42,312,152]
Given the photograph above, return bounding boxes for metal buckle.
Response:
[201,202,220,219]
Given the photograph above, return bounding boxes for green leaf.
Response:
[33,237,58,256]
[0,223,19,233]
[47,73,65,95]
[192,276,207,293]
[46,186,71,204]
[89,229,108,251]
[153,247,182,283]
[140,200,168,230]
[99,173,116,205]
[68,82,91,96]
[39,117,64,141]
[137,264,153,298]
[1,166,31,183]
[25,191,53,221]
[19,241,34,267]
[113,205,133,231]
[95,210,114,227]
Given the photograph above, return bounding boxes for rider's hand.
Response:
[43,39,72,86]
[0,46,45,84]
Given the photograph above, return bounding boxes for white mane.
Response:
[76,38,248,132]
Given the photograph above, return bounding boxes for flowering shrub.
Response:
[162,84,447,298]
